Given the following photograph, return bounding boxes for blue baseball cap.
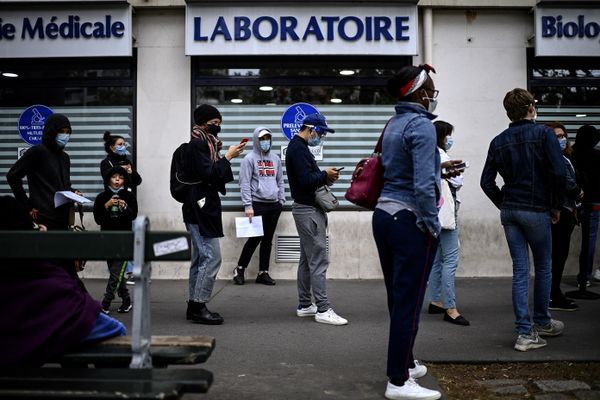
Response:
[302,113,335,134]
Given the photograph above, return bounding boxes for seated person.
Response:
[0,196,126,367]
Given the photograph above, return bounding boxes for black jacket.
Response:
[182,137,233,238]
[93,166,138,231]
[100,153,142,188]
[572,127,600,204]
[7,114,73,230]
[285,135,327,207]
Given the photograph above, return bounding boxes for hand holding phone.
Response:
[239,138,249,145]
[335,167,345,171]
[454,161,470,170]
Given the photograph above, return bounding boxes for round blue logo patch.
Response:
[17,105,54,145]
[280,103,320,141]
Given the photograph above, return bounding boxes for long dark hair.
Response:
[103,131,125,154]
[434,120,454,149]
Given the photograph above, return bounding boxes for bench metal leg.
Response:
[130,216,152,369]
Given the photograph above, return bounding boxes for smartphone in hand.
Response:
[454,161,470,170]
[335,167,345,171]
[239,138,249,145]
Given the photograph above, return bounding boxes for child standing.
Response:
[93,166,138,314]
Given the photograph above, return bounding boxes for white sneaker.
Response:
[593,268,600,282]
[296,303,317,317]
[314,308,348,325]
[409,360,427,379]
[385,378,441,400]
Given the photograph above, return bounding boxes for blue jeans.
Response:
[428,228,460,309]
[186,223,222,303]
[578,206,600,286]
[501,209,552,335]
[372,209,439,384]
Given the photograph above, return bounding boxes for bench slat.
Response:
[56,336,215,367]
[0,231,191,261]
[0,368,212,399]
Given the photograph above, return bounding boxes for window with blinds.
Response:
[218,104,394,210]
[0,106,134,200]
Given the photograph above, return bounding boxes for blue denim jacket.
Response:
[480,119,566,212]
[379,102,441,236]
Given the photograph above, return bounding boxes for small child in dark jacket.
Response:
[93,166,138,314]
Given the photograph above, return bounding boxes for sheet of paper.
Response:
[235,216,264,238]
[54,191,92,208]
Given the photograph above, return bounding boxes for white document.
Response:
[153,237,190,257]
[235,216,264,238]
[54,191,92,208]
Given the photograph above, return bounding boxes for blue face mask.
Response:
[444,136,454,151]
[259,141,271,152]
[558,137,567,151]
[55,133,70,148]
[109,186,121,194]
[307,131,321,147]
[115,145,129,156]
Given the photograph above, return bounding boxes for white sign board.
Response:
[535,7,600,56]
[0,5,132,58]
[185,4,418,56]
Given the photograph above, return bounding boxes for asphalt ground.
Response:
[83,276,600,400]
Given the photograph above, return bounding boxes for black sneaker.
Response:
[118,298,132,313]
[549,298,579,311]
[256,272,275,286]
[233,267,245,285]
[101,301,111,315]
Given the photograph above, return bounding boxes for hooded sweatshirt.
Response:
[239,127,286,211]
[7,113,73,230]
[572,125,600,204]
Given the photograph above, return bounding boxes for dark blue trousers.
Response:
[372,209,439,384]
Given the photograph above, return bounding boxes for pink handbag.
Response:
[344,121,390,210]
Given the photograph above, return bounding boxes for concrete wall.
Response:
[80,6,600,280]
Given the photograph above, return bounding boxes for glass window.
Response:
[0,57,135,201]
[192,56,411,210]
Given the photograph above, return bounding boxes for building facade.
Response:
[1,0,598,279]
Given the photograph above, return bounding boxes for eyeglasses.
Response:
[423,88,439,99]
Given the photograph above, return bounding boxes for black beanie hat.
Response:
[193,104,222,125]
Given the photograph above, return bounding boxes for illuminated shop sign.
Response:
[0,6,132,58]
[185,5,418,55]
[535,8,600,56]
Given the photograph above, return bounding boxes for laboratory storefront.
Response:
[2,1,599,279]
[0,1,135,202]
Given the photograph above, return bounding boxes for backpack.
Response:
[170,143,202,203]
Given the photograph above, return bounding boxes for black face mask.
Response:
[206,124,221,136]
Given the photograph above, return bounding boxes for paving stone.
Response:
[535,380,591,392]
[534,394,572,400]
[477,379,527,388]
[491,385,529,395]
[574,390,600,400]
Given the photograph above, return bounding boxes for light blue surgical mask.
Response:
[259,141,271,152]
[109,186,121,194]
[558,137,567,151]
[55,133,70,148]
[115,145,129,156]
[444,136,454,151]
[307,131,321,147]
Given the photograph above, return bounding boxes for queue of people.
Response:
[2,69,599,400]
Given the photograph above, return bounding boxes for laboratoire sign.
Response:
[535,7,600,56]
[185,4,418,55]
[0,5,132,58]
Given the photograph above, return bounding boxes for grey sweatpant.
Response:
[292,202,330,312]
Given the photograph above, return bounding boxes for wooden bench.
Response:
[0,216,214,399]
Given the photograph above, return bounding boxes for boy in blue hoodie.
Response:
[233,127,286,285]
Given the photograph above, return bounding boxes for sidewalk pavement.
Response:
[84,277,600,400]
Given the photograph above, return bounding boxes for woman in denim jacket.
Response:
[372,64,443,400]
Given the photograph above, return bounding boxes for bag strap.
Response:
[374,118,393,155]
